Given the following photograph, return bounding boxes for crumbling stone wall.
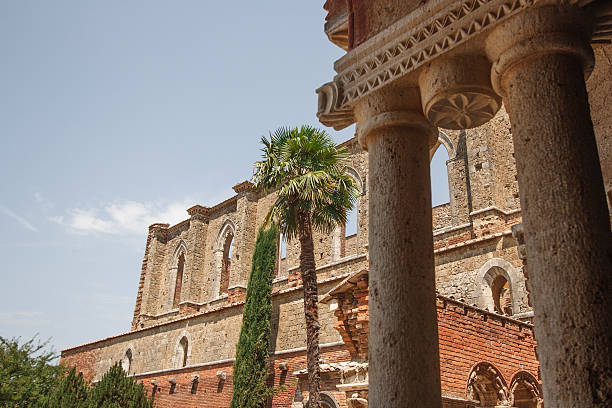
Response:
[64,112,536,390]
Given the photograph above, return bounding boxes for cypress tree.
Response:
[87,362,155,408]
[45,366,89,408]
[229,225,277,408]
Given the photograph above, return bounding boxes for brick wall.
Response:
[436,296,539,399]
[62,298,538,408]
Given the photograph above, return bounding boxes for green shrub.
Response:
[229,226,277,408]
[44,366,88,408]
[87,362,154,408]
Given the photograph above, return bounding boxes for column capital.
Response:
[354,87,436,151]
[486,4,595,97]
[357,111,437,151]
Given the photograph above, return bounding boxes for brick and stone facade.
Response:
[61,106,547,407]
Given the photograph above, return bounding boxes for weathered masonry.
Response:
[64,110,546,406]
[319,1,612,407]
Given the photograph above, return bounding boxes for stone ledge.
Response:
[132,341,345,380]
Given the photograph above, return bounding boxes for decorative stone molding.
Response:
[317,0,532,129]
[419,56,501,129]
[356,111,437,150]
[187,205,210,220]
[485,4,595,96]
[316,82,355,130]
[473,257,525,315]
[317,0,609,130]
[232,180,254,194]
[509,371,542,408]
[148,223,169,239]
[466,362,510,406]
[216,370,227,381]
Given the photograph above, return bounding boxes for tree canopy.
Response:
[0,336,63,407]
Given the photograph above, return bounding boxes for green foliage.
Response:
[86,362,154,408]
[44,366,88,408]
[0,335,63,407]
[229,225,278,408]
[253,126,360,240]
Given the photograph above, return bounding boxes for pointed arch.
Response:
[509,371,542,408]
[121,346,134,374]
[334,167,365,260]
[173,331,191,369]
[212,219,236,299]
[473,258,524,315]
[466,362,510,407]
[429,130,456,161]
[215,220,236,251]
[168,240,187,310]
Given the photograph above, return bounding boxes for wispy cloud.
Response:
[0,206,39,232]
[51,200,192,235]
[0,311,44,325]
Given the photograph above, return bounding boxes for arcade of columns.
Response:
[317,1,612,407]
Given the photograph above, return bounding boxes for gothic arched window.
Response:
[510,372,542,408]
[172,252,185,309]
[121,349,133,374]
[466,362,510,407]
[220,231,234,295]
[176,336,188,368]
[491,274,512,315]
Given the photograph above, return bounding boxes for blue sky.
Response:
[0,1,449,355]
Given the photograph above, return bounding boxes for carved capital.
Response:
[486,4,595,96]
[420,56,501,129]
[357,111,437,151]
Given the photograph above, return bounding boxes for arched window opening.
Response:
[430,145,450,207]
[341,168,363,258]
[220,232,234,295]
[276,230,288,277]
[345,205,358,238]
[176,336,188,368]
[491,274,512,315]
[172,253,185,309]
[121,349,133,374]
[510,372,541,408]
[307,393,339,408]
[467,363,510,408]
[320,394,339,408]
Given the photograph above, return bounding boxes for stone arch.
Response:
[473,258,523,315]
[304,392,341,408]
[320,392,340,408]
[466,362,510,407]
[173,331,191,369]
[333,167,365,260]
[168,240,187,310]
[212,220,236,299]
[430,130,456,161]
[121,346,134,374]
[509,371,542,408]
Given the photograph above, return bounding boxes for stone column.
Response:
[487,5,612,406]
[355,87,442,408]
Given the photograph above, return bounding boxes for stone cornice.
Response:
[187,205,210,220]
[318,0,532,130]
[232,180,254,194]
[317,0,607,130]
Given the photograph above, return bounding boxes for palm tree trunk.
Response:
[297,210,321,408]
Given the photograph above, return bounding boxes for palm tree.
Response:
[253,126,359,408]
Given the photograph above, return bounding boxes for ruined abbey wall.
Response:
[62,106,537,384]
